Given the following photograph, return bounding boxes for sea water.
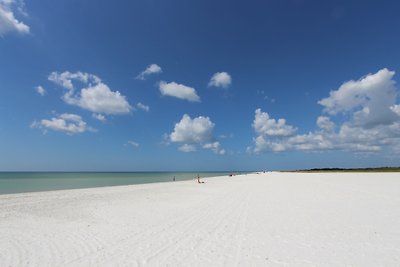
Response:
[0,172,244,195]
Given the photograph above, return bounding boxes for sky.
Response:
[1,0,400,171]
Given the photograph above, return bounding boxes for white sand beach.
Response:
[1,172,400,266]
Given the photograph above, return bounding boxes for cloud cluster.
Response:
[48,71,132,115]
[0,0,29,36]
[159,81,200,102]
[250,68,400,155]
[208,72,232,88]
[137,66,233,104]
[169,114,225,154]
[31,113,95,135]
[136,64,162,80]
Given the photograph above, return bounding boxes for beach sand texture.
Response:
[1,172,400,266]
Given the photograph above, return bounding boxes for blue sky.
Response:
[1,0,400,171]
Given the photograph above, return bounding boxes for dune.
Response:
[1,172,400,266]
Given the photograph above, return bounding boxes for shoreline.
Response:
[0,173,243,197]
[0,172,250,196]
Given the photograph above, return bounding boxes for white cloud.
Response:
[48,71,94,90]
[136,64,162,80]
[252,113,398,154]
[283,132,334,152]
[137,102,149,112]
[170,114,214,143]
[203,141,226,155]
[179,144,196,152]
[92,113,106,122]
[253,135,287,153]
[317,116,335,132]
[250,68,400,155]
[253,108,297,137]
[159,81,200,102]
[70,83,131,114]
[127,140,139,148]
[48,71,132,115]
[0,0,29,36]
[319,68,398,127]
[35,85,46,96]
[31,113,95,135]
[208,72,232,88]
[169,114,224,154]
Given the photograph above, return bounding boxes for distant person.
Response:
[173,176,175,182]
[197,174,204,184]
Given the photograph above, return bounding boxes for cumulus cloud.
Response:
[48,71,132,115]
[73,83,131,114]
[319,68,398,127]
[208,72,232,88]
[31,113,95,135]
[250,109,299,154]
[170,114,214,143]
[169,114,224,154]
[253,109,297,137]
[137,102,149,112]
[35,85,46,96]
[252,124,384,154]
[0,0,30,36]
[250,69,400,155]
[136,64,162,80]
[159,81,200,102]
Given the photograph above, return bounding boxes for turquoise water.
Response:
[0,172,244,195]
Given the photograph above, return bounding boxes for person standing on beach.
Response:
[173,176,175,181]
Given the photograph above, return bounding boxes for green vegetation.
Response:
[286,167,400,173]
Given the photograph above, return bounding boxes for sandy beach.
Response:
[1,172,400,266]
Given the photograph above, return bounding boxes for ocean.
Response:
[0,172,244,195]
